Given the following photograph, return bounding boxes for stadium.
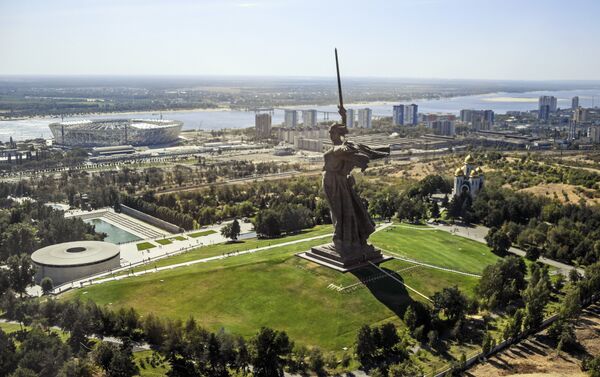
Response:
[32,241,121,286]
[49,118,183,147]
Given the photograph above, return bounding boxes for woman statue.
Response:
[320,109,390,265]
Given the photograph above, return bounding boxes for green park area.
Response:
[136,242,157,251]
[188,229,217,238]
[371,224,501,275]
[65,223,495,368]
[155,239,173,246]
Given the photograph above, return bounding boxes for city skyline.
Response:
[1,0,600,80]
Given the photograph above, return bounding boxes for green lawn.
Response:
[156,239,172,246]
[137,242,157,251]
[171,236,187,241]
[65,225,484,353]
[188,229,217,238]
[371,224,500,275]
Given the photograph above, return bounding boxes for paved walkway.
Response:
[430,223,585,276]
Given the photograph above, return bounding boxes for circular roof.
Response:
[32,241,120,267]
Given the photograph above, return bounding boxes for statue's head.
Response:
[329,123,348,144]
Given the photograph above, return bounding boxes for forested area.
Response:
[0,199,103,262]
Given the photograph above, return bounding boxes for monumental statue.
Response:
[299,49,390,271]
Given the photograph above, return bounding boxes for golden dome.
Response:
[476,166,483,174]
[470,170,479,177]
[464,154,474,163]
[454,167,464,176]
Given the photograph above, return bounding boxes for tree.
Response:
[6,254,36,297]
[0,329,17,377]
[430,201,440,219]
[403,306,417,332]
[16,328,71,377]
[481,331,494,356]
[523,278,550,331]
[221,219,241,241]
[0,223,39,261]
[477,256,527,309]
[432,286,468,323]
[41,277,53,295]
[485,227,512,256]
[355,325,376,368]
[57,358,94,377]
[569,268,581,283]
[254,211,281,239]
[583,355,600,377]
[250,327,293,377]
[308,347,325,376]
[388,360,423,377]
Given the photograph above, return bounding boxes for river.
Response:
[1,88,600,142]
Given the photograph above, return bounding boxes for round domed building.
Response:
[32,241,120,286]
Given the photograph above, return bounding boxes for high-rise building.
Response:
[572,96,580,110]
[538,96,557,121]
[460,109,493,130]
[392,103,419,126]
[284,110,297,128]
[392,104,418,126]
[357,108,372,129]
[430,120,455,136]
[302,110,317,128]
[574,107,586,123]
[346,109,355,128]
[405,104,418,125]
[589,126,600,143]
[392,105,404,126]
[255,113,272,139]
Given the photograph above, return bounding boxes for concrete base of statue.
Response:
[297,242,392,272]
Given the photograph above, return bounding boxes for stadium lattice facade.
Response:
[49,119,183,147]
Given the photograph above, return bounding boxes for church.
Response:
[453,154,484,198]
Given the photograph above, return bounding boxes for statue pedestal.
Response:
[297,243,391,272]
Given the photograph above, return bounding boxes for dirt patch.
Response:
[519,183,600,205]
[466,304,600,377]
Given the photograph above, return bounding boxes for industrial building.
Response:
[49,119,183,147]
[31,241,121,286]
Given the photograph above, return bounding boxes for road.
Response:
[430,222,585,276]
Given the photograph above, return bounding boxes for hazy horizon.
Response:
[1,0,600,80]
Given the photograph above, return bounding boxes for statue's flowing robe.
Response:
[322,141,390,248]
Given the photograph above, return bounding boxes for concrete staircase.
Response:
[103,212,164,239]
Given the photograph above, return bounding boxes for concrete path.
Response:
[430,223,585,276]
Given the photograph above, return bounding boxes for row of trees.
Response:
[122,195,193,230]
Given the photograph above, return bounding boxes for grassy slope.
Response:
[370,224,500,275]
[119,225,333,274]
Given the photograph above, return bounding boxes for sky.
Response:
[1,0,599,80]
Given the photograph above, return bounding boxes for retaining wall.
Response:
[120,205,181,234]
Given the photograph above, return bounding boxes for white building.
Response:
[453,154,484,198]
[347,109,355,128]
[393,104,418,126]
[284,110,298,128]
[357,108,372,129]
[302,110,318,128]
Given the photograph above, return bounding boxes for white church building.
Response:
[453,154,484,198]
